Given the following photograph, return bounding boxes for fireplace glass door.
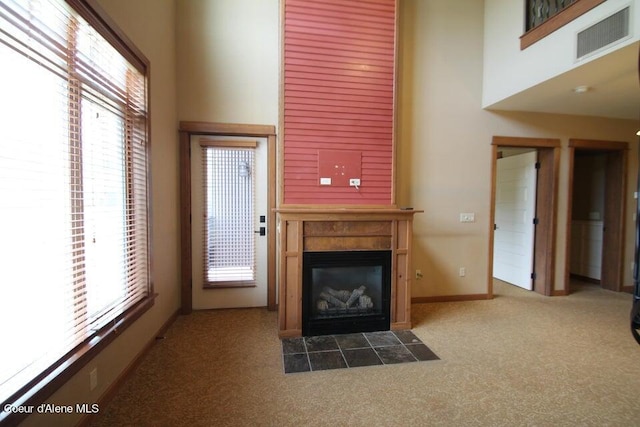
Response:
[302,250,391,336]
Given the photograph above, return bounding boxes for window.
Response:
[201,142,256,286]
[0,0,151,419]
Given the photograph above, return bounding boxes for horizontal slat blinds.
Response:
[283,0,396,205]
[202,146,256,285]
[0,0,149,407]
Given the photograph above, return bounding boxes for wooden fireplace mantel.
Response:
[275,208,423,338]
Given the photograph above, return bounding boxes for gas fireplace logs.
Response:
[317,285,374,315]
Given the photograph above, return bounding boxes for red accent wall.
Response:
[283,0,396,205]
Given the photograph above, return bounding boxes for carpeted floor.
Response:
[90,280,640,426]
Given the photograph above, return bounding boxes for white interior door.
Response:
[493,151,537,290]
[191,135,268,309]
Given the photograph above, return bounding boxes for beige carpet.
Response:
[90,280,640,426]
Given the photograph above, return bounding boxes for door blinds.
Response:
[201,145,256,286]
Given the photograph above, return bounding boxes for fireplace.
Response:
[303,250,391,336]
[275,208,421,338]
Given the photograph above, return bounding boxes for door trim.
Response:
[179,122,277,314]
[489,136,561,297]
[566,139,628,293]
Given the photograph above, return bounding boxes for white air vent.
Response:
[576,6,630,59]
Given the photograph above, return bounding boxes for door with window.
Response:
[190,136,268,309]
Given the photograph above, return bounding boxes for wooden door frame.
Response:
[489,136,561,297]
[179,122,277,314]
[566,139,628,293]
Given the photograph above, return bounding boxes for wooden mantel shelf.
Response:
[275,207,422,338]
[275,208,424,214]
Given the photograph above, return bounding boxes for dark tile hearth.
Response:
[282,330,439,374]
[375,345,416,364]
[342,348,383,368]
[308,350,347,371]
[304,335,339,352]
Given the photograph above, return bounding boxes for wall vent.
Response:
[576,6,630,59]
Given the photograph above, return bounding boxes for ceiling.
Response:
[485,41,639,121]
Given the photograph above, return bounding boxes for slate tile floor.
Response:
[282,330,439,373]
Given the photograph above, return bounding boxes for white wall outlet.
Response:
[349,178,361,186]
[320,177,331,185]
[459,267,466,277]
[460,213,475,223]
[89,368,98,391]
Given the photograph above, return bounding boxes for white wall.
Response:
[483,0,640,108]
[176,0,279,126]
[398,0,638,298]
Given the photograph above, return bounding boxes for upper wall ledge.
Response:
[520,0,606,49]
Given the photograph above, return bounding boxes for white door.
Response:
[191,135,268,309]
[493,151,537,290]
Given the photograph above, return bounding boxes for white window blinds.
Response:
[202,145,256,285]
[0,0,150,407]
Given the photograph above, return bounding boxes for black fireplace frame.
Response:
[302,250,392,336]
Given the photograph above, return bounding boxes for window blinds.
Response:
[202,146,256,285]
[0,0,149,406]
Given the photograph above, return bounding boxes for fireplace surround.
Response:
[276,208,422,338]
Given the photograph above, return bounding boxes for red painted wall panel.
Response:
[283,0,396,205]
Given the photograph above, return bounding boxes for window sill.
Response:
[203,282,257,289]
[0,294,157,427]
[520,0,606,50]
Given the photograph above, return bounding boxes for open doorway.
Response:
[566,139,628,293]
[489,137,560,297]
[493,148,538,290]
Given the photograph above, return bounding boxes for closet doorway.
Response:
[566,139,628,292]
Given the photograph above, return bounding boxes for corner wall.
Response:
[397,0,638,298]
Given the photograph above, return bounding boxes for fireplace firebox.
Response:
[302,250,392,336]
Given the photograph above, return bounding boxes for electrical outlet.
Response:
[349,178,361,186]
[415,269,423,280]
[320,177,331,185]
[89,368,98,391]
[459,267,466,277]
[459,213,475,223]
